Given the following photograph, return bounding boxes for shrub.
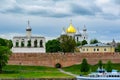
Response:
[80,58,90,72]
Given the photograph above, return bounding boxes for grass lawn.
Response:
[1,63,120,78]
[62,63,120,75]
[0,65,73,78]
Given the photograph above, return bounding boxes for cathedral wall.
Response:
[8,53,120,67]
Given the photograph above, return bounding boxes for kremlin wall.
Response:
[8,53,120,67]
[9,21,119,67]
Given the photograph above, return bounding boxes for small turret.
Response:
[82,25,88,40]
[83,25,87,31]
[26,20,32,38]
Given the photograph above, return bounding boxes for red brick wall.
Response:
[8,53,120,67]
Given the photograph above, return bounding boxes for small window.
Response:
[94,48,96,51]
[104,48,107,51]
[97,49,99,51]
[77,37,79,42]
[86,49,88,51]
[83,49,85,51]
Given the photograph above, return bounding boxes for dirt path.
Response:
[58,68,78,77]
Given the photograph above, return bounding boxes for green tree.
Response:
[0,46,12,73]
[59,35,76,53]
[80,58,89,72]
[82,40,88,46]
[0,38,7,47]
[0,38,12,73]
[115,43,120,52]
[90,39,99,44]
[98,60,103,69]
[76,41,82,46]
[106,60,112,72]
[46,39,61,53]
[7,40,13,49]
[0,38,13,49]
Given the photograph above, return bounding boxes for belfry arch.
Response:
[34,39,37,47]
[40,40,43,47]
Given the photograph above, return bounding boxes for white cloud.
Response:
[0,0,119,19]
[0,0,120,43]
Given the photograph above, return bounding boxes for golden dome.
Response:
[66,23,76,33]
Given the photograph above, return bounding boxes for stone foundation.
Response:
[8,53,120,67]
[12,47,45,53]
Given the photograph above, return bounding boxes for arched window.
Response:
[21,39,24,47]
[16,40,19,47]
[27,39,31,47]
[34,39,37,47]
[77,37,79,42]
[40,40,43,47]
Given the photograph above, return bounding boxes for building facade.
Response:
[79,43,115,53]
[12,21,46,53]
[61,21,88,42]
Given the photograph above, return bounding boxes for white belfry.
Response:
[12,21,46,53]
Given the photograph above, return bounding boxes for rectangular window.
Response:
[94,48,96,51]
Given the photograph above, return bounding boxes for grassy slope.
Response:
[0,65,73,78]
[62,63,120,75]
[1,63,120,78]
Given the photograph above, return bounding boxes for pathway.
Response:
[58,68,78,77]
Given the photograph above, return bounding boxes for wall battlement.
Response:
[8,53,120,67]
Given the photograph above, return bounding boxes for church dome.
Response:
[66,23,76,33]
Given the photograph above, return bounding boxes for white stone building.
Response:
[12,21,46,53]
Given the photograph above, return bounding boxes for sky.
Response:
[0,0,120,43]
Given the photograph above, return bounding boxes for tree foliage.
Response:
[46,39,61,53]
[76,41,82,46]
[82,40,88,46]
[115,43,120,52]
[0,46,12,73]
[106,60,112,72]
[0,38,13,49]
[90,39,99,44]
[98,60,103,69]
[80,58,89,72]
[59,35,76,53]
[0,38,12,73]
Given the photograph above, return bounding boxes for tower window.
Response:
[77,37,79,42]
[84,37,85,39]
